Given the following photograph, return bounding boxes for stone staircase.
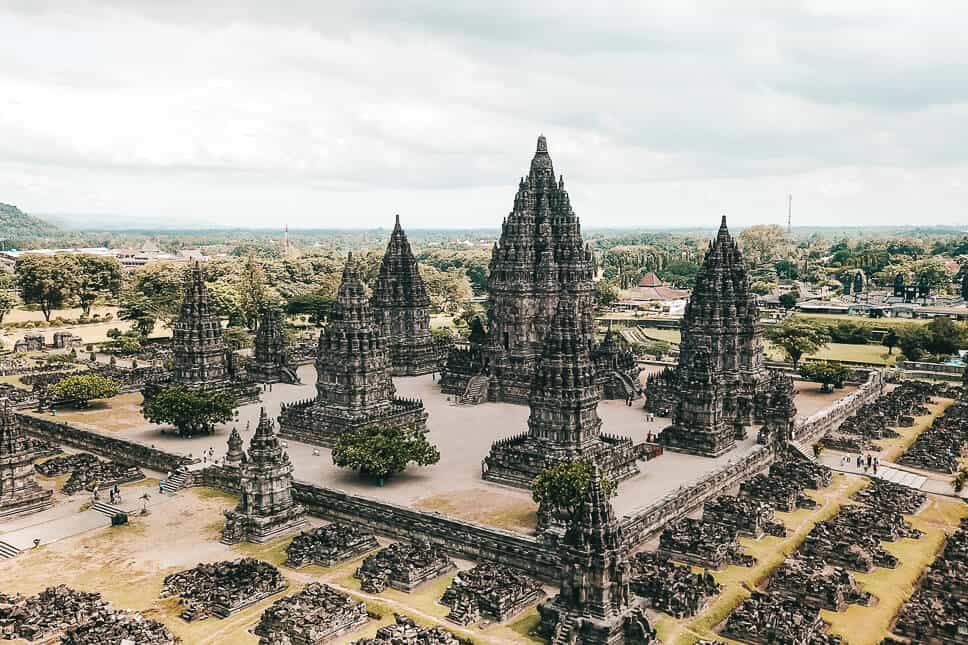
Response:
[461,375,490,405]
[91,501,124,518]
[551,614,577,645]
[0,540,20,559]
[163,471,189,495]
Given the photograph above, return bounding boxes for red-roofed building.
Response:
[616,272,689,314]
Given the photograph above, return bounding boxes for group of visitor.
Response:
[840,453,880,474]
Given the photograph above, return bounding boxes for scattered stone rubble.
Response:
[800,514,899,573]
[766,556,870,612]
[61,608,177,645]
[253,583,368,645]
[703,495,786,538]
[822,380,940,452]
[628,551,720,618]
[352,614,466,645]
[0,586,105,643]
[285,523,379,569]
[893,517,968,644]
[852,479,926,515]
[34,452,144,495]
[739,472,816,512]
[658,517,754,569]
[722,590,840,645]
[161,558,287,621]
[899,399,968,474]
[356,540,456,593]
[438,562,544,625]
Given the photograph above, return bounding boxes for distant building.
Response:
[615,272,689,314]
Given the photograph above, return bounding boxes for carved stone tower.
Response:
[171,262,229,390]
[757,371,797,447]
[483,298,640,488]
[248,307,298,384]
[0,399,53,518]
[659,216,768,456]
[224,427,244,467]
[537,465,658,645]
[221,408,306,544]
[278,253,428,447]
[371,215,440,376]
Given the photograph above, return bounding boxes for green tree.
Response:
[737,224,791,265]
[127,262,186,326]
[898,324,932,361]
[531,461,616,516]
[766,318,831,368]
[645,340,671,360]
[118,292,157,337]
[239,253,269,330]
[799,361,852,392]
[141,385,237,437]
[778,292,798,308]
[924,316,963,357]
[594,281,620,308]
[223,325,252,351]
[0,290,16,323]
[15,254,79,321]
[882,328,899,355]
[332,425,440,485]
[49,374,121,408]
[74,255,123,315]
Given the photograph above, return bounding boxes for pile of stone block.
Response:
[658,518,754,569]
[161,558,287,620]
[769,453,832,491]
[439,562,544,625]
[34,452,144,495]
[739,472,815,512]
[0,586,106,643]
[899,399,968,474]
[356,540,456,593]
[823,380,940,452]
[285,523,378,568]
[253,583,368,645]
[702,495,786,539]
[61,608,177,644]
[766,556,870,611]
[629,551,720,618]
[852,479,926,515]
[353,614,465,645]
[722,590,840,645]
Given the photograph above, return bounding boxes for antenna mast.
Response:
[787,194,792,234]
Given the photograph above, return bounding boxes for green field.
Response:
[793,313,929,328]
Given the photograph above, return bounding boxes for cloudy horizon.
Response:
[2,2,967,230]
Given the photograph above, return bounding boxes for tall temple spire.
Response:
[171,262,229,390]
[0,398,53,517]
[249,306,298,385]
[371,215,439,376]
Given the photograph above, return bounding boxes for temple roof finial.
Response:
[394,213,401,231]
[536,134,548,153]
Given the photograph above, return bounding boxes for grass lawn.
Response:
[874,397,954,461]
[793,313,929,329]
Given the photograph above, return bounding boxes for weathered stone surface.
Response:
[253,583,369,645]
[439,562,544,625]
[285,523,378,568]
[371,215,444,377]
[537,465,659,645]
[352,614,466,645]
[484,297,642,489]
[723,590,839,645]
[170,262,230,390]
[767,556,870,612]
[62,608,178,644]
[0,398,52,517]
[702,495,785,539]
[221,408,306,544]
[628,551,720,618]
[160,558,287,621]
[248,306,299,385]
[899,396,968,474]
[35,452,144,496]
[0,586,106,643]
[657,517,754,569]
[356,540,456,593]
[657,216,769,457]
[278,253,428,447]
[851,479,926,515]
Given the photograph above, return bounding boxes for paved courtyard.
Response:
[25,365,860,530]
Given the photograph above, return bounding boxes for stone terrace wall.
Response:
[792,369,885,444]
[620,445,775,549]
[17,414,195,473]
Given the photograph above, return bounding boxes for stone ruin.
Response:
[800,519,898,573]
[0,586,131,644]
[61,608,177,645]
[722,590,840,645]
[766,556,870,612]
[285,523,379,569]
[643,366,677,417]
[770,451,832,491]
[851,478,926,515]
[893,517,968,643]
[657,517,754,569]
[438,562,544,625]
[0,397,53,518]
[822,380,939,453]
[352,614,466,645]
[160,558,288,621]
[253,583,369,645]
[899,398,968,474]
[34,452,144,495]
[628,551,720,618]
[248,306,299,385]
[739,472,816,513]
[702,495,786,539]
[356,540,456,593]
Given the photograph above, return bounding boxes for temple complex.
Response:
[170,262,231,391]
[248,306,298,384]
[0,398,53,518]
[483,297,641,488]
[442,136,638,404]
[278,253,428,447]
[537,465,658,644]
[655,216,769,457]
[371,215,441,376]
[221,408,306,544]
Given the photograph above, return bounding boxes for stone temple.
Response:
[221,408,306,544]
[654,216,769,457]
[537,465,658,644]
[0,398,53,518]
[370,215,440,376]
[278,253,428,447]
[483,297,641,489]
[441,136,639,404]
[247,306,298,385]
[170,262,230,390]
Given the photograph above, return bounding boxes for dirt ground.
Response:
[413,488,538,533]
[39,393,149,432]
[0,487,545,645]
[793,380,859,418]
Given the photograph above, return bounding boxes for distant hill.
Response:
[0,203,60,238]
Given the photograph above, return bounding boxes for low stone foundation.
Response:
[278,398,428,448]
[253,583,369,645]
[356,540,456,593]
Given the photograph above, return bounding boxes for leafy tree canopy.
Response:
[765,318,831,368]
[141,385,237,437]
[50,374,121,408]
[332,425,440,485]
[531,461,616,515]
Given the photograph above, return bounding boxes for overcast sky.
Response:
[2,1,967,230]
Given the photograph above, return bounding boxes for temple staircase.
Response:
[280,366,300,384]
[461,375,490,405]
[163,471,189,495]
[551,614,578,645]
[0,540,20,559]
[91,501,124,518]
